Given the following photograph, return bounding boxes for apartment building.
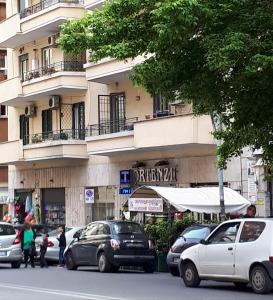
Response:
[0,0,8,220]
[0,0,270,226]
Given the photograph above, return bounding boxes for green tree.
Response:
[59,0,273,168]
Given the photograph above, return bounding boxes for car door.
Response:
[198,221,241,277]
[72,223,98,265]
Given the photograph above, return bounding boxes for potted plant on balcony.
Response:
[31,134,42,144]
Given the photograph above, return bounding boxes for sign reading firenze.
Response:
[133,167,177,184]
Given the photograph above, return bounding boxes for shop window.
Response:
[239,222,266,243]
[92,203,115,221]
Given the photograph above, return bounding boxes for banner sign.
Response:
[128,198,163,213]
[85,188,95,204]
[247,160,257,203]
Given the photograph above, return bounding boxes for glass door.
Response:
[42,109,53,140]
[19,115,29,145]
[72,102,85,139]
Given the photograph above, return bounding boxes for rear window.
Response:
[182,226,210,240]
[239,221,266,243]
[112,223,143,235]
[0,224,16,236]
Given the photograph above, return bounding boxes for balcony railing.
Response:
[20,0,84,19]
[24,129,85,145]
[86,118,138,137]
[22,61,84,82]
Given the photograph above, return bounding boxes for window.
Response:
[81,224,98,238]
[239,222,266,243]
[42,48,53,67]
[153,95,169,117]
[91,203,115,221]
[112,223,143,235]
[0,105,7,117]
[19,54,29,80]
[182,226,211,240]
[42,109,52,139]
[0,224,16,236]
[72,102,85,139]
[97,224,110,235]
[19,114,29,145]
[208,222,240,244]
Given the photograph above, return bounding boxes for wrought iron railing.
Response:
[22,61,84,82]
[86,118,138,137]
[24,129,85,145]
[20,0,83,19]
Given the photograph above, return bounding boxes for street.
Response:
[0,265,272,300]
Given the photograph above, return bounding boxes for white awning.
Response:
[129,186,251,214]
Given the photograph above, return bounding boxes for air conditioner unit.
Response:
[25,105,36,117]
[48,34,58,47]
[49,95,61,109]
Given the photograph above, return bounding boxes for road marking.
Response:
[0,283,129,300]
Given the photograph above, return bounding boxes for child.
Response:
[40,233,48,268]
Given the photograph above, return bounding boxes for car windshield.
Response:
[47,227,72,237]
[0,224,16,236]
[112,223,143,235]
[181,226,210,240]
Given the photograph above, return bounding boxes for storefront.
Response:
[41,188,65,226]
[0,187,8,220]
[14,189,34,224]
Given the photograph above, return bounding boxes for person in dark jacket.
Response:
[40,233,48,268]
[20,222,36,268]
[57,226,66,267]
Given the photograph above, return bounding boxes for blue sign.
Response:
[119,187,132,195]
[120,170,131,185]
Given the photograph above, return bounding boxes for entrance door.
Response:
[72,102,85,139]
[98,93,125,134]
[41,188,65,225]
[19,115,29,145]
[198,221,241,276]
[19,54,28,81]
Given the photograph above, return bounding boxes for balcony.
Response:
[0,61,87,106]
[0,130,88,165]
[0,0,84,48]
[84,0,105,10]
[85,56,146,84]
[85,114,216,157]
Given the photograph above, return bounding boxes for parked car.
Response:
[35,226,85,262]
[0,222,22,268]
[65,221,156,273]
[167,224,217,276]
[179,218,273,294]
[13,224,57,238]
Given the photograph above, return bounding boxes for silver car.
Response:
[36,226,84,262]
[0,222,22,268]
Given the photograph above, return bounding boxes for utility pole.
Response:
[211,112,226,221]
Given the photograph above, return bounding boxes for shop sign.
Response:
[128,198,163,213]
[85,188,95,204]
[119,170,132,195]
[247,160,257,203]
[133,167,177,184]
[119,187,132,195]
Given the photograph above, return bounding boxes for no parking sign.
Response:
[85,188,95,204]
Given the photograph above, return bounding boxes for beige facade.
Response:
[0,0,270,226]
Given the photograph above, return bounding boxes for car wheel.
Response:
[182,262,200,287]
[250,265,272,294]
[11,261,21,269]
[233,282,248,289]
[143,262,156,273]
[98,252,112,273]
[66,251,77,271]
[169,266,179,276]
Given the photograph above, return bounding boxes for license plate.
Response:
[173,257,180,263]
[0,251,7,257]
[126,243,144,248]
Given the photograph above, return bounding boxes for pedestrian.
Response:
[244,205,256,218]
[40,233,48,268]
[20,221,36,268]
[57,226,66,267]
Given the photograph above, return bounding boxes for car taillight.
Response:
[170,246,176,253]
[110,239,119,250]
[48,241,54,247]
[269,256,273,263]
[13,238,20,245]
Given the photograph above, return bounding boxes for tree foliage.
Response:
[59,0,273,168]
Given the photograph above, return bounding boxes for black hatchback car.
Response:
[167,224,217,276]
[65,221,156,273]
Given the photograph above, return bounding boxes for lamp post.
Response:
[211,112,225,222]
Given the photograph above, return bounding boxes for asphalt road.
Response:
[0,264,272,300]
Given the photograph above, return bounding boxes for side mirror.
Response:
[200,239,208,245]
